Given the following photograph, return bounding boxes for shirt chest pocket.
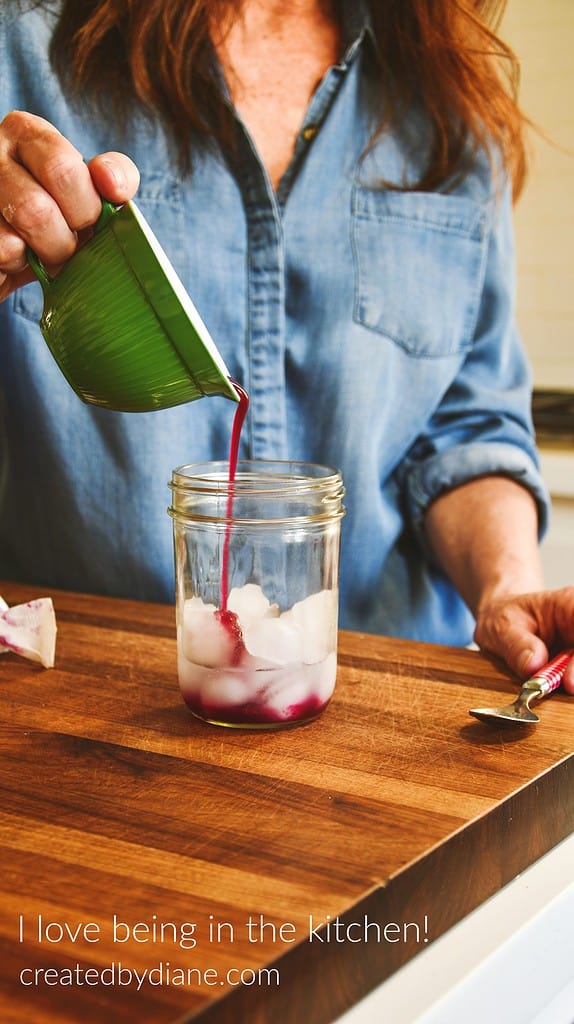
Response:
[351,187,489,357]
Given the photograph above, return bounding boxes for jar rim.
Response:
[169,459,343,496]
[168,460,345,525]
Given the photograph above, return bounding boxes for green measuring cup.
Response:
[26,200,239,412]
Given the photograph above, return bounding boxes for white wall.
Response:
[500,3,574,589]
[501,0,574,390]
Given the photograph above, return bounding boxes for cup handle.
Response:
[26,247,53,288]
[26,199,120,287]
[94,200,120,232]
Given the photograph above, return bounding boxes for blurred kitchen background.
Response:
[501,0,574,588]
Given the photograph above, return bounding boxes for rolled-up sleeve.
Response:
[405,441,550,549]
[401,181,551,549]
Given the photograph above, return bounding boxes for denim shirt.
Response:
[0,3,549,645]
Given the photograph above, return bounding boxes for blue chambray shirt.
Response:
[0,3,549,645]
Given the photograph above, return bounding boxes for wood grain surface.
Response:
[0,581,572,1024]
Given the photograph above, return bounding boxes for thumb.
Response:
[87,152,140,205]
[513,640,552,680]
[474,616,550,681]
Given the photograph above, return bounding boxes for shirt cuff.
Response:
[404,442,551,552]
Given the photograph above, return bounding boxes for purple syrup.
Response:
[213,608,244,666]
[218,379,250,650]
[183,692,329,727]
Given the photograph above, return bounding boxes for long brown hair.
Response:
[45,0,527,197]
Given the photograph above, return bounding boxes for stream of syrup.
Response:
[220,380,250,612]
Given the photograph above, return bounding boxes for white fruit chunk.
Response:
[0,597,57,668]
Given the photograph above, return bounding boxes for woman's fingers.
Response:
[87,152,140,202]
[0,111,101,264]
[0,111,140,293]
[474,586,574,691]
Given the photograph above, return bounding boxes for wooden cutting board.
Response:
[0,582,572,1023]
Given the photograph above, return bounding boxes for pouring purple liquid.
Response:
[220,380,249,613]
[214,380,250,665]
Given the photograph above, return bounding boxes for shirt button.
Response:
[302,125,318,141]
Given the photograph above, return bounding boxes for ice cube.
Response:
[264,675,310,718]
[243,613,303,665]
[201,672,254,709]
[181,597,241,667]
[183,595,217,620]
[310,652,338,703]
[281,589,338,664]
[227,583,278,627]
[178,655,210,695]
[264,656,337,718]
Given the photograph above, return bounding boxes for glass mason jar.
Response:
[168,461,345,729]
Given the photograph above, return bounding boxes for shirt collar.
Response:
[338,0,376,66]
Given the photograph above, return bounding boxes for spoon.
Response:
[469,649,574,725]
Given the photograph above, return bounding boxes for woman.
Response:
[0,0,573,690]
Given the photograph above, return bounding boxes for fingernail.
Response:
[519,649,535,675]
[100,159,126,191]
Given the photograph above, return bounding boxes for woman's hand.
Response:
[473,587,574,692]
[0,111,140,302]
[424,476,574,694]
